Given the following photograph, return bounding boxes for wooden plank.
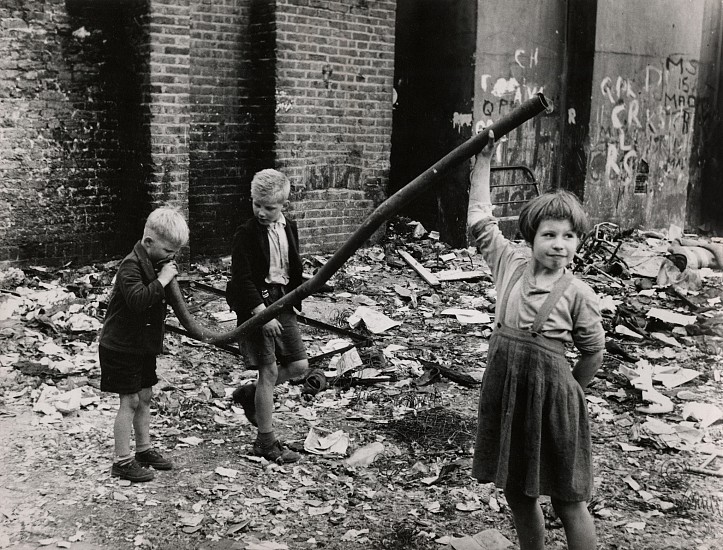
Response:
[398,250,440,287]
[689,451,723,477]
[436,269,487,282]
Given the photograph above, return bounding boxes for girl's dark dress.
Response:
[469,218,605,502]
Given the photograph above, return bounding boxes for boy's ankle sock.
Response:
[136,443,152,454]
[115,454,133,465]
[256,431,276,448]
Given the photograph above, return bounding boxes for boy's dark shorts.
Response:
[99,345,158,394]
[241,308,308,368]
[240,284,308,368]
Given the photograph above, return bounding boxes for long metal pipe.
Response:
[166,93,552,345]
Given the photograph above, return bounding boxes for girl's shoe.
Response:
[111,459,155,482]
[135,448,173,470]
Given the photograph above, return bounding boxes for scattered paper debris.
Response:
[440,308,491,325]
[646,308,697,327]
[304,427,349,455]
[348,306,401,334]
[215,467,238,479]
[345,441,385,467]
[179,436,204,446]
[681,402,723,428]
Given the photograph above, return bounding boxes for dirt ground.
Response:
[1,233,723,550]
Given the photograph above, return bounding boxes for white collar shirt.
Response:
[265,214,290,285]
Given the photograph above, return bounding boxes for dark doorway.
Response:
[694,7,723,235]
[557,0,598,199]
[390,0,477,248]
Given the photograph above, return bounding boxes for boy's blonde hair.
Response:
[143,207,189,246]
[251,169,291,204]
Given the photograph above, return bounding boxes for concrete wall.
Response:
[473,0,564,197]
[468,0,721,235]
[691,0,723,233]
[584,0,718,231]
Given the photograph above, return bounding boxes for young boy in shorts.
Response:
[99,207,189,482]
[226,169,309,463]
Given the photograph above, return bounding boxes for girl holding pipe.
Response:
[467,131,605,550]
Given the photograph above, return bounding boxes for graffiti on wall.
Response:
[475,46,545,134]
[302,160,363,191]
[453,46,547,136]
[452,112,473,132]
[588,54,698,190]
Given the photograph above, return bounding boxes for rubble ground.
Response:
[1,219,723,550]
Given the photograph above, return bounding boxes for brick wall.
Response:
[0,0,148,264]
[146,0,191,258]
[184,0,398,258]
[0,0,397,264]
[187,0,284,258]
[188,0,256,257]
[273,0,396,253]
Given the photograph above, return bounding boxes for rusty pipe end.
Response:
[537,92,554,114]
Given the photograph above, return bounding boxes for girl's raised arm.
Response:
[467,130,496,226]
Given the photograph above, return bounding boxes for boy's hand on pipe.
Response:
[262,318,283,337]
[157,261,179,287]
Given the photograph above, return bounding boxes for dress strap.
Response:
[497,263,526,326]
[531,272,574,332]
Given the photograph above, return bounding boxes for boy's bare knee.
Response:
[258,362,279,383]
[286,359,308,376]
[138,388,153,404]
[119,393,140,410]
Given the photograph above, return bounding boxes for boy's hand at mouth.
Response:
[156,261,179,287]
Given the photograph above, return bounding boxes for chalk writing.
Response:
[276,90,293,113]
[303,162,362,190]
[481,76,544,107]
[452,112,473,133]
[476,44,545,132]
[590,54,697,186]
[514,48,539,69]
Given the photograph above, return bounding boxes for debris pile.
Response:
[0,217,722,548]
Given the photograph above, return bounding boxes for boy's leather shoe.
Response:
[135,448,173,470]
[232,383,257,426]
[111,459,155,482]
[252,440,300,464]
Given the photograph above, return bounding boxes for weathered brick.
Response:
[1,0,393,264]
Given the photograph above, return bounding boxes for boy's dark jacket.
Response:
[226,217,303,322]
[99,241,167,355]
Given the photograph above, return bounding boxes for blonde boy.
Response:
[99,207,189,482]
[226,169,309,463]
